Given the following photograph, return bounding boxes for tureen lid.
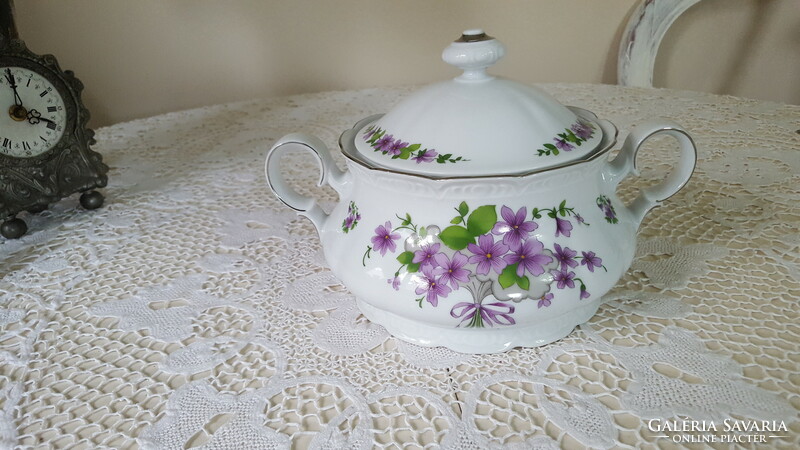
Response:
[352,30,604,177]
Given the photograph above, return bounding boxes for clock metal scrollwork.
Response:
[0,0,108,239]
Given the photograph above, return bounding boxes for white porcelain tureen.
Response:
[265,30,696,353]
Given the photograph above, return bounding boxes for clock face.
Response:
[0,66,67,158]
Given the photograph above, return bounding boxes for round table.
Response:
[1,84,798,449]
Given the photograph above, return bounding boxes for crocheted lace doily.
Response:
[1,84,798,448]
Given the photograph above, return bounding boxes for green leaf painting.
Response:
[439,225,475,250]
[466,205,497,236]
[362,125,468,165]
[535,120,596,157]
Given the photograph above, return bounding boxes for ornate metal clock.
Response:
[0,0,108,239]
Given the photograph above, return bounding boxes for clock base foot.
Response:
[80,191,104,210]
[1,218,27,239]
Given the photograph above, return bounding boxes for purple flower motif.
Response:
[344,215,356,229]
[552,269,576,289]
[575,214,585,225]
[363,128,377,140]
[433,251,471,290]
[492,206,538,248]
[375,134,394,152]
[467,234,510,275]
[580,251,603,273]
[386,139,408,156]
[571,122,594,140]
[604,206,616,221]
[554,217,573,238]
[387,276,401,290]
[504,239,553,277]
[553,243,578,271]
[538,293,554,308]
[597,195,619,224]
[554,137,574,152]
[556,217,572,237]
[415,265,451,307]
[371,221,400,255]
[580,286,591,299]
[341,202,361,233]
[412,243,441,269]
[412,149,438,164]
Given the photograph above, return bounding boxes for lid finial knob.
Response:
[442,29,506,82]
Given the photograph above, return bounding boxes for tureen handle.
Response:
[608,120,697,227]
[265,133,349,230]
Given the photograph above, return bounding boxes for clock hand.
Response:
[4,68,24,107]
[4,69,28,122]
[26,109,57,126]
[3,68,14,86]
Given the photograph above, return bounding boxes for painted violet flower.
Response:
[413,243,441,269]
[415,265,450,307]
[554,137,574,152]
[467,234,510,275]
[537,123,595,157]
[553,243,578,271]
[580,251,603,272]
[412,149,438,164]
[554,217,573,238]
[492,206,538,248]
[371,221,400,255]
[341,201,361,233]
[375,134,394,153]
[597,195,619,224]
[571,122,594,140]
[552,269,576,289]
[434,251,472,290]
[504,239,553,277]
[367,201,604,322]
[344,215,356,229]
[386,139,408,156]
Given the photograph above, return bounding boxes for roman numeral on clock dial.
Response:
[1,67,67,158]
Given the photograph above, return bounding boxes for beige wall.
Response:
[13,0,800,128]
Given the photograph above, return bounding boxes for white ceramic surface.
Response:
[264,31,697,353]
[266,117,695,353]
[354,30,603,177]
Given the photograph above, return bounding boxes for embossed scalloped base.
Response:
[356,298,602,354]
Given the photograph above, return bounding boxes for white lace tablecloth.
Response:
[1,84,798,449]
